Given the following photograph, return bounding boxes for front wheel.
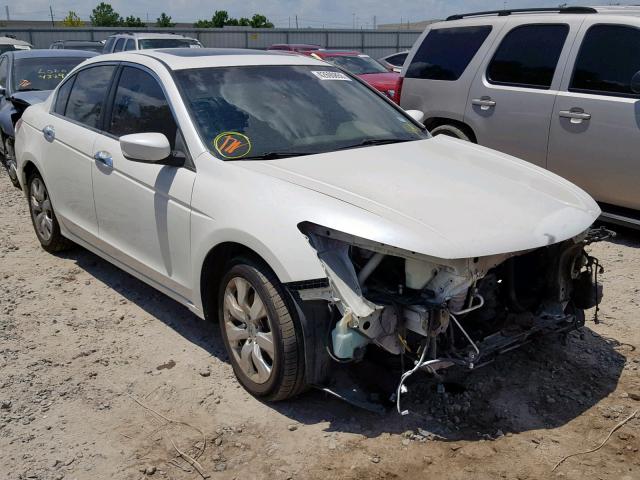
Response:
[218,259,305,401]
[430,124,473,142]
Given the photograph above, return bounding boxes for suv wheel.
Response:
[218,258,305,401]
[3,137,20,188]
[430,124,473,142]
[27,172,72,253]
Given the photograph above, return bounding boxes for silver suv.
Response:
[399,6,640,225]
[103,32,203,53]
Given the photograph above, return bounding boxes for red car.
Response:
[304,50,401,101]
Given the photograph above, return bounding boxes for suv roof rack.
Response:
[446,6,597,21]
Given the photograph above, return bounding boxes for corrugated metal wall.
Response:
[0,27,422,57]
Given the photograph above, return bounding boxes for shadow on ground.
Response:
[60,238,628,443]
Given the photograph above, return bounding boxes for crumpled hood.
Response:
[237,136,600,259]
[10,90,51,107]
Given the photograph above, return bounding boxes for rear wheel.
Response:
[430,124,473,142]
[218,259,305,401]
[27,172,72,253]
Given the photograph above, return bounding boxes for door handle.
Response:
[559,109,591,123]
[472,97,496,110]
[94,151,113,168]
[43,125,55,143]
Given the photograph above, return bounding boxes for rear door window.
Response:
[124,39,136,51]
[570,24,640,97]
[406,26,492,81]
[387,52,407,66]
[114,38,126,52]
[64,65,117,129]
[487,24,569,89]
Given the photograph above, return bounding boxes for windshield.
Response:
[12,57,86,91]
[175,65,427,160]
[321,55,389,75]
[139,38,201,49]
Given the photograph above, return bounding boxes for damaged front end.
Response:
[295,222,613,414]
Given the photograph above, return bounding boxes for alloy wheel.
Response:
[223,276,275,384]
[30,177,54,242]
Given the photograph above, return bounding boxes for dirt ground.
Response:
[1,169,639,480]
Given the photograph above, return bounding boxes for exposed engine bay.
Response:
[296,222,613,413]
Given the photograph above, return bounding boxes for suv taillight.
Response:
[392,77,403,105]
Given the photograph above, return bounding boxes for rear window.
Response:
[12,57,87,92]
[138,38,201,49]
[487,24,569,89]
[406,26,492,81]
[571,25,640,97]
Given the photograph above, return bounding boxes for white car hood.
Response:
[238,136,600,259]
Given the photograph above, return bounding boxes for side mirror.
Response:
[405,109,425,123]
[631,71,640,94]
[120,133,171,163]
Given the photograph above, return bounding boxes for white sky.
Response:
[5,1,632,28]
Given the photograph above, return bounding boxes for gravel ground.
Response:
[1,168,639,480]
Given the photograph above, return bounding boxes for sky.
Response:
[4,0,634,28]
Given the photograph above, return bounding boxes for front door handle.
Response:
[559,109,591,123]
[43,125,55,142]
[94,151,113,168]
[472,97,497,110]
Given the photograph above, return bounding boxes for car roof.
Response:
[0,36,31,46]
[312,50,364,57]
[56,40,103,45]
[84,48,329,70]
[7,49,98,59]
[109,32,196,39]
[270,43,320,48]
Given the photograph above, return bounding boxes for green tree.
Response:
[193,19,212,28]
[90,2,123,27]
[250,14,274,28]
[211,10,229,28]
[62,11,83,27]
[123,15,145,27]
[237,17,251,26]
[156,12,175,27]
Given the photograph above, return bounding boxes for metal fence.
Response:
[0,27,423,57]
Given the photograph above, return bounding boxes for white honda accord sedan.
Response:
[15,49,608,409]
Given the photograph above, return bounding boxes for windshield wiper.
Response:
[240,151,314,160]
[335,138,413,151]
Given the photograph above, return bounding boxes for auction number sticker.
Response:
[311,71,352,81]
[37,68,68,80]
[213,132,252,159]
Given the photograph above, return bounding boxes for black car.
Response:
[0,49,96,186]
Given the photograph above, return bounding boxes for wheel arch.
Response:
[424,117,477,143]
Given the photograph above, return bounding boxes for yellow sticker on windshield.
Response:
[213,132,252,159]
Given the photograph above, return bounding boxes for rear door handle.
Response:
[43,125,55,142]
[559,110,591,123]
[94,151,113,169]
[472,98,496,110]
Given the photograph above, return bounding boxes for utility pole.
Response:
[49,5,55,27]
[5,6,9,22]
[352,13,355,29]
[288,16,290,28]
[373,15,376,30]
[295,14,298,29]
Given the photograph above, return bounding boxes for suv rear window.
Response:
[487,24,569,89]
[406,26,492,81]
[571,25,640,97]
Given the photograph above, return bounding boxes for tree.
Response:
[211,10,230,28]
[62,11,83,27]
[156,12,175,28]
[123,15,145,27]
[193,19,213,28]
[238,17,251,26]
[250,14,274,28]
[90,2,123,27]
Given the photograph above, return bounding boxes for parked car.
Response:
[0,36,32,54]
[378,51,408,73]
[102,32,203,53]
[16,49,606,408]
[306,50,401,99]
[50,40,104,53]
[0,49,96,186]
[267,43,321,53]
[399,6,640,226]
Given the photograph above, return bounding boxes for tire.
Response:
[218,258,305,401]
[430,124,473,142]
[27,171,72,253]
[2,136,20,188]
